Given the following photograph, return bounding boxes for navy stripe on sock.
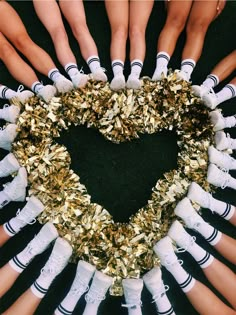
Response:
[12,256,27,270]
[221,203,231,218]
[65,65,78,73]
[157,306,175,315]
[131,61,143,68]
[157,54,169,62]
[57,304,72,315]
[32,82,42,93]
[1,87,9,99]
[49,70,59,80]
[0,199,9,208]
[112,62,124,69]
[207,74,218,86]
[180,274,192,289]
[225,85,236,97]
[87,57,99,65]
[197,252,211,266]
[33,281,47,294]
[4,222,16,235]
[206,229,218,243]
[181,61,195,68]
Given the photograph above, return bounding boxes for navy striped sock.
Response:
[56,304,72,315]
[31,81,44,93]
[31,280,48,298]
[0,86,16,99]
[181,58,196,80]
[9,255,28,273]
[225,84,236,98]
[203,74,219,88]
[220,203,235,220]
[65,63,79,78]
[112,59,124,76]
[87,55,101,73]
[3,221,17,236]
[48,68,62,82]
[156,52,170,64]
[216,84,236,104]
[197,252,213,268]
[157,306,175,315]
[130,59,143,77]
[179,274,195,293]
[205,228,222,245]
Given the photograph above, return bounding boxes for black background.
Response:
[0,1,235,314]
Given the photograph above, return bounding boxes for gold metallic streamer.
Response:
[12,72,214,295]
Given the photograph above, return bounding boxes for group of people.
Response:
[0,0,235,108]
[0,0,235,314]
[0,159,235,314]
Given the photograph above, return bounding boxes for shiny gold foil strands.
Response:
[12,73,214,295]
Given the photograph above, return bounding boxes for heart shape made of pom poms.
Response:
[12,73,213,294]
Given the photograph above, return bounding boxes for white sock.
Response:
[82,303,99,315]
[229,136,236,149]
[0,191,10,209]
[3,221,18,237]
[57,295,83,315]
[153,51,170,76]
[112,59,124,76]
[155,296,175,315]
[3,212,32,234]
[65,62,80,78]
[165,263,196,293]
[56,285,84,315]
[194,221,222,245]
[87,55,101,73]
[128,307,142,315]
[129,59,143,79]
[224,115,236,128]
[3,214,28,237]
[184,241,214,268]
[216,84,236,104]
[48,68,65,83]
[227,176,236,190]
[209,196,235,220]
[31,272,55,298]
[0,85,17,99]
[180,59,196,81]
[9,245,36,273]
[156,52,170,68]
[202,74,219,89]
[31,81,45,93]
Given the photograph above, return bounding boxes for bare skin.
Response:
[157,0,192,56]
[0,32,39,88]
[156,0,225,64]
[202,258,236,309]
[105,0,128,63]
[214,233,236,264]
[0,1,56,76]
[186,280,236,315]
[59,0,99,60]
[205,50,236,82]
[182,0,226,62]
[0,225,11,247]
[0,264,20,298]
[33,0,77,67]
[105,0,154,63]
[2,289,41,315]
[228,206,236,226]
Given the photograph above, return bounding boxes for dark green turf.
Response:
[0,1,235,314]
